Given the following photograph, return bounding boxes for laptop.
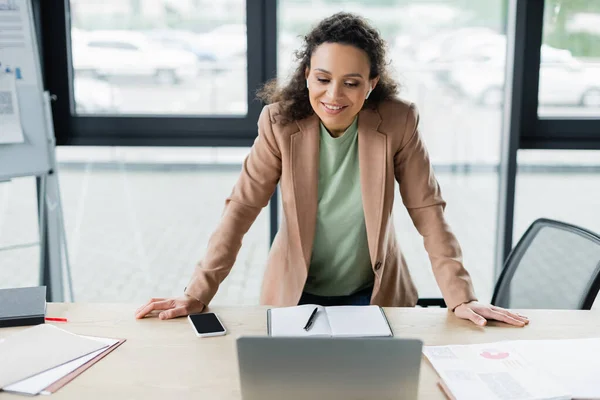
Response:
[236,336,423,400]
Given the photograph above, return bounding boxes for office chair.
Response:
[417,218,600,310]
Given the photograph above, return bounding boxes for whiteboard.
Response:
[0,0,52,181]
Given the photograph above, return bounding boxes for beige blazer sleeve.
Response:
[393,103,477,311]
[184,105,281,306]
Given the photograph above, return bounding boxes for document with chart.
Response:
[424,338,600,400]
[424,341,570,400]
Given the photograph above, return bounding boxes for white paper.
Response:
[424,341,572,400]
[425,338,600,400]
[270,304,331,337]
[0,0,38,86]
[269,305,391,337]
[0,72,24,143]
[4,336,119,396]
[511,338,600,400]
[0,324,109,388]
[326,306,392,337]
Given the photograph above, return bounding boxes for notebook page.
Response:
[325,306,392,337]
[269,305,331,337]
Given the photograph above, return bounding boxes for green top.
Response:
[304,116,374,296]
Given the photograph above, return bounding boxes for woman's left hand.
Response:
[454,301,529,327]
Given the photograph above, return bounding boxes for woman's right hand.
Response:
[135,295,205,320]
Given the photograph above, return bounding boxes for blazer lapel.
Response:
[291,114,320,268]
[358,108,385,267]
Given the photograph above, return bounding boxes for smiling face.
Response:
[305,42,379,136]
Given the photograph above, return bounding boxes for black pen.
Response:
[303,307,319,331]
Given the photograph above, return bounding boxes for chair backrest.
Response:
[492,218,600,310]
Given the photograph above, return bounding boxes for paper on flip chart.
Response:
[0,0,38,85]
[424,341,571,400]
[0,73,25,144]
[3,336,119,396]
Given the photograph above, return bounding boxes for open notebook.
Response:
[267,305,393,337]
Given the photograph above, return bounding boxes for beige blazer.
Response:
[185,98,477,311]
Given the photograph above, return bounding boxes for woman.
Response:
[136,13,528,327]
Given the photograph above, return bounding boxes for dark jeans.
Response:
[298,285,374,306]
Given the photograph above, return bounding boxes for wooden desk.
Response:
[1,304,599,399]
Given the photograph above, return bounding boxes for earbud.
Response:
[365,86,373,99]
[306,79,309,89]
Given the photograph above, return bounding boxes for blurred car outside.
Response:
[410,28,505,84]
[72,30,199,84]
[193,24,247,72]
[143,29,222,72]
[145,24,248,75]
[449,41,600,107]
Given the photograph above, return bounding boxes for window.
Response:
[0,147,272,304]
[69,0,247,116]
[0,178,40,291]
[514,150,600,242]
[278,0,510,300]
[538,0,600,117]
[53,146,269,304]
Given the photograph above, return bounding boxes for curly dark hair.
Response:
[257,12,399,123]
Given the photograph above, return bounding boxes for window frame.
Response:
[37,0,599,297]
[520,0,600,150]
[40,0,276,147]
[496,0,600,278]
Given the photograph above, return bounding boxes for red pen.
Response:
[45,317,68,322]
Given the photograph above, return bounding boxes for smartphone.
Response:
[188,312,227,337]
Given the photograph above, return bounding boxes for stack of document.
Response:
[0,324,125,396]
[424,338,600,400]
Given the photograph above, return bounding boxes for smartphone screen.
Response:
[188,312,226,335]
